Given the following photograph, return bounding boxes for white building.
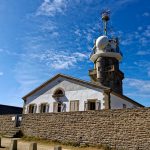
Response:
[22,12,144,114]
[22,74,143,114]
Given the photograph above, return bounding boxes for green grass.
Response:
[21,136,115,150]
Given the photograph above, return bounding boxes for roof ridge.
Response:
[22,73,109,100]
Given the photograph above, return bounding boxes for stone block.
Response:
[9,139,17,150]
[0,137,1,148]
[29,142,37,150]
[54,145,62,150]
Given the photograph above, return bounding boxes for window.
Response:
[88,101,95,110]
[53,88,64,97]
[123,104,126,109]
[70,100,79,111]
[53,102,66,112]
[28,104,37,113]
[84,100,101,111]
[39,103,49,113]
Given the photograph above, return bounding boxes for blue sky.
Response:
[0,0,149,107]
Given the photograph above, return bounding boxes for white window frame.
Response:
[39,103,49,113]
[70,100,79,112]
[85,99,101,111]
[28,104,37,114]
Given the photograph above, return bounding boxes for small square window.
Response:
[123,104,126,109]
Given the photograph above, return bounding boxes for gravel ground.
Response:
[0,138,103,150]
[0,138,68,150]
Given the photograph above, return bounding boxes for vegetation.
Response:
[21,136,115,150]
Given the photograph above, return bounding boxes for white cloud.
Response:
[29,50,88,70]
[120,25,150,46]
[40,20,58,33]
[51,31,59,37]
[137,26,142,31]
[124,78,150,94]
[74,29,81,37]
[0,72,3,76]
[136,50,150,55]
[134,61,150,77]
[0,48,4,52]
[143,25,150,37]
[143,12,150,17]
[134,61,150,68]
[36,0,67,16]
[121,35,133,46]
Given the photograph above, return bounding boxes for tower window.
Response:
[116,80,120,86]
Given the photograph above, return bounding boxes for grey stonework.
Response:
[89,57,124,94]
[0,115,16,135]
[0,108,150,150]
[20,108,150,150]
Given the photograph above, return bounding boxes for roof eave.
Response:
[111,91,144,107]
[22,73,110,101]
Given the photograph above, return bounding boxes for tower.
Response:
[89,11,124,94]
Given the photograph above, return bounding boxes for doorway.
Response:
[58,103,62,112]
[88,100,96,110]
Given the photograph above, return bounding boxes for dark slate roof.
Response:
[0,104,23,115]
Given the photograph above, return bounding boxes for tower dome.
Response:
[96,36,108,50]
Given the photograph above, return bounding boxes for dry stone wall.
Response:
[0,115,16,135]
[21,108,150,150]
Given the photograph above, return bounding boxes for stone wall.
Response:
[21,108,150,150]
[0,115,16,135]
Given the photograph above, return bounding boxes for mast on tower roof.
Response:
[101,10,110,36]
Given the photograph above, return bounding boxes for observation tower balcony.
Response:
[90,48,123,63]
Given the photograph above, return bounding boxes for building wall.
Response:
[24,77,105,113]
[110,94,137,109]
[21,108,150,150]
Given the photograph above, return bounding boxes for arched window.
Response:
[52,88,64,97]
[54,89,63,95]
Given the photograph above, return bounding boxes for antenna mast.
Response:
[101,10,110,36]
